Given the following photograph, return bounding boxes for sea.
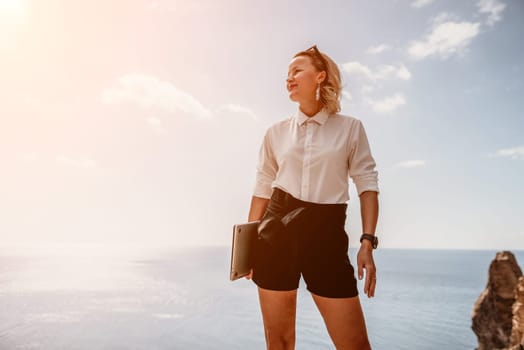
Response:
[0,245,522,350]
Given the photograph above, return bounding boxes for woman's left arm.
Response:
[357,190,379,298]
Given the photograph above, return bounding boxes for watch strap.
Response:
[360,233,378,249]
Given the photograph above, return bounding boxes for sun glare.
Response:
[0,0,24,12]
[0,0,25,24]
[0,0,26,49]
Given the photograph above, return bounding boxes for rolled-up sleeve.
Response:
[253,128,278,198]
[348,120,380,196]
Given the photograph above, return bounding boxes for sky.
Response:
[0,0,522,250]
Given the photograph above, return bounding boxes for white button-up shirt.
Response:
[253,107,380,204]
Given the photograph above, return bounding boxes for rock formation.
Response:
[472,251,522,350]
[509,276,524,349]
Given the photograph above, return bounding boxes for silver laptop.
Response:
[230,220,260,281]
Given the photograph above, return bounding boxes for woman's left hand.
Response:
[357,242,376,298]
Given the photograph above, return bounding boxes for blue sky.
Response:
[0,0,522,250]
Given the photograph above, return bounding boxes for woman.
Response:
[246,45,379,350]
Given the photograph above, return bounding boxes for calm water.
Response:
[0,245,522,350]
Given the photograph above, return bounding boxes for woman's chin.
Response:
[288,93,299,102]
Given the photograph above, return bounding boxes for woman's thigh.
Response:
[257,287,298,347]
[311,293,371,350]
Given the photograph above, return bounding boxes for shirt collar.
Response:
[295,106,330,126]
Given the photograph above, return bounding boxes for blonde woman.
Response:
[245,45,379,350]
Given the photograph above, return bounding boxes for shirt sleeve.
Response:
[253,128,278,199]
[348,120,380,196]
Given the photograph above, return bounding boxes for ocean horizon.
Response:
[0,244,522,349]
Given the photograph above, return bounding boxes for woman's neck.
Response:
[299,101,323,117]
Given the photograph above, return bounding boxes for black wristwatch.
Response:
[360,233,378,249]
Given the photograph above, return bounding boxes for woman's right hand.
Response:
[245,196,269,282]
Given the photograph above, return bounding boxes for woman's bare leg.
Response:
[257,287,298,350]
[311,293,371,350]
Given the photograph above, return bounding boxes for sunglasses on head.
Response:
[305,45,328,70]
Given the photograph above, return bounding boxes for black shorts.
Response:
[252,187,359,298]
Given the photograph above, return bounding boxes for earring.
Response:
[315,83,320,101]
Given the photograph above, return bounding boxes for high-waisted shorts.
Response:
[252,187,359,298]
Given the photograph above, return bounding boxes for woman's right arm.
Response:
[246,128,276,280]
[248,195,270,222]
[251,128,277,219]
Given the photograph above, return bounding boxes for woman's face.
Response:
[286,55,325,103]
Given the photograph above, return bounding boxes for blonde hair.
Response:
[293,47,342,115]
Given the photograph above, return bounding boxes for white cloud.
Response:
[215,104,259,121]
[55,155,96,168]
[411,0,434,8]
[378,64,412,80]
[147,1,160,10]
[431,12,457,25]
[342,62,373,80]
[101,73,213,120]
[146,0,218,13]
[20,152,39,162]
[361,85,375,94]
[341,62,411,81]
[366,44,391,54]
[342,62,410,111]
[368,93,406,114]
[152,313,184,319]
[477,0,506,26]
[397,66,412,80]
[22,96,43,107]
[145,116,167,134]
[408,18,481,60]
[395,160,426,168]
[491,146,524,160]
[341,90,352,102]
